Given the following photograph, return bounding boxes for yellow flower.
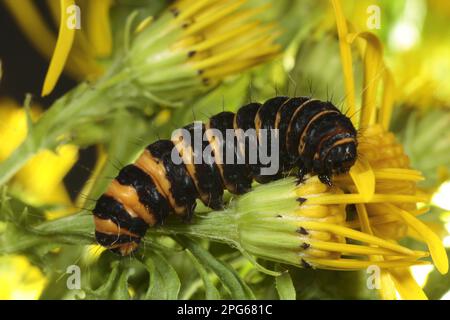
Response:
[330,0,448,299]
[231,176,429,273]
[2,0,111,96]
[3,0,279,101]
[0,255,46,300]
[336,0,450,110]
[388,0,450,110]
[0,97,78,217]
[127,0,280,106]
[0,97,88,300]
[0,0,280,194]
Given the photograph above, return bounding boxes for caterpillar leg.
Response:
[318,174,332,187]
[295,160,308,185]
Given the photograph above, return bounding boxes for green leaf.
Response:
[111,268,132,300]
[181,236,255,300]
[186,250,221,299]
[275,265,296,300]
[144,251,181,300]
[84,262,120,299]
[424,249,450,299]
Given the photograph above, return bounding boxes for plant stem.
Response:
[151,211,239,246]
[1,209,240,254]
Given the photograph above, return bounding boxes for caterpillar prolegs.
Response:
[93,96,358,255]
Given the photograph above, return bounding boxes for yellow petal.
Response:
[355,203,373,234]
[44,182,76,220]
[331,0,356,125]
[0,98,41,161]
[13,144,79,205]
[86,0,113,57]
[294,221,416,256]
[172,0,217,23]
[42,0,76,96]
[379,272,397,300]
[135,16,154,34]
[347,32,383,128]
[304,193,428,205]
[307,257,429,270]
[379,69,396,130]
[45,0,105,80]
[390,268,428,300]
[349,158,375,201]
[0,255,46,299]
[182,0,247,36]
[308,239,419,257]
[384,204,449,275]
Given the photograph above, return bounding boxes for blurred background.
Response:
[0,0,449,299]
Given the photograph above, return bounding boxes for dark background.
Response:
[0,0,95,200]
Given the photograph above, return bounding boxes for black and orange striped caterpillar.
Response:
[93,96,358,255]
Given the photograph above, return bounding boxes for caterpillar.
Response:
[93,96,358,256]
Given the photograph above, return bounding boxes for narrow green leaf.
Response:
[181,236,255,300]
[187,250,221,299]
[111,269,132,300]
[84,262,120,299]
[275,266,296,300]
[144,251,181,300]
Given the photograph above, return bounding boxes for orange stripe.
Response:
[105,180,157,226]
[273,98,292,130]
[171,133,210,204]
[299,110,340,154]
[315,137,356,160]
[135,150,184,215]
[205,121,231,190]
[109,242,139,256]
[286,99,316,151]
[233,115,246,157]
[94,216,138,238]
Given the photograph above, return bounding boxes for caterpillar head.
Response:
[324,140,358,175]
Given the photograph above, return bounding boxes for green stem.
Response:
[0,65,125,186]
[1,209,240,254]
[150,211,239,246]
[0,139,39,186]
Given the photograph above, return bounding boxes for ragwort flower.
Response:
[328,0,448,299]
[122,0,281,106]
[0,97,77,217]
[0,0,280,187]
[181,0,448,300]
[2,0,110,95]
[233,177,429,272]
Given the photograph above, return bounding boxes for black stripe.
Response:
[95,231,140,247]
[92,195,148,237]
[252,96,288,183]
[287,100,339,159]
[147,140,198,219]
[234,103,260,131]
[182,123,224,209]
[116,164,170,224]
[209,112,253,194]
[301,113,352,171]
[277,97,310,169]
[319,131,356,160]
[234,103,261,182]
